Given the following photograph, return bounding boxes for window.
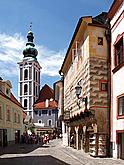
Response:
[101,82,108,91]
[98,37,103,45]
[48,119,52,126]
[118,96,124,116]
[24,84,28,95]
[34,110,38,115]
[49,110,51,116]
[18,114,20,123]
[38,120,42,124]
[6,88,9,95]
[42,110,47,115]
[36,71,38,82]
[6,108,10,121]
[14,112,17,123]
[99,80,108,92]
[24,69,28,80]
[115,37,123,67]
[24,99,27,108]
[39,111,41,116]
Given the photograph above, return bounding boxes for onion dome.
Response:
[23,31,38,60]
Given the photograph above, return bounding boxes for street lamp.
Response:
[75,84,87,110]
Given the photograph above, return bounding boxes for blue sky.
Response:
[0,0,113,98]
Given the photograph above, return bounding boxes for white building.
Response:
[18,30,41,118]
[108,0,124,159]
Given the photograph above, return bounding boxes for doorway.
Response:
[118,132,124,159]
[15,130,20,144]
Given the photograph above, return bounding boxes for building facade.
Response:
[60,12,110,156]
[108,0,124,159]
[33,84,59,136]
[54,79,64,138]
[18,30,41,118]
[0,78,24,146]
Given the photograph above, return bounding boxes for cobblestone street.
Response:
[0,139,124,165]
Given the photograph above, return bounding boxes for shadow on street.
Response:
[0,155,70,165]
[0,143,44,155]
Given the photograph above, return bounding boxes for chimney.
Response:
[45,99,49,107]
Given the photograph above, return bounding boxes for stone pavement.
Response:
[0,139,124,165]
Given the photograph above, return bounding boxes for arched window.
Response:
[24,99,27,108]
[36,71,37,82]
[24,69,28,80]
[48,119,52,126]
[24,84,28,95]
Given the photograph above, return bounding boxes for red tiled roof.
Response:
[35,84,54,103]
[33,84,58,109]
[34,100,58,109]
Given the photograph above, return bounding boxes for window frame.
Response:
[98,37,103,45]
[6,106,11,121]
[24,84,28,95]
[114,37,123,67]
[99,80,108,92]
[14,112,17,123]
[112,34,124,73]
[117,95,124,119]
[48,119,52,126]
[24,99,27,108]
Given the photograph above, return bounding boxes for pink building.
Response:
[108,0,124,159]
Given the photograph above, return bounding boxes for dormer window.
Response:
[6,88,9,95]
[98,37,103,45]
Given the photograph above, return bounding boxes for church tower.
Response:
[18,29,41,118]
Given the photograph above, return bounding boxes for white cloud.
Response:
[37,45,65,76]
[0,32,65,78]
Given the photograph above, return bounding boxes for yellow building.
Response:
[0,78,24,146]
[60,12,110,157]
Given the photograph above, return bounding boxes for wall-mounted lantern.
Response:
[75,84,87,110]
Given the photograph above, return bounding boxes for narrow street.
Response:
[0,139,124,165]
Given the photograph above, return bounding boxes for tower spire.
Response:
[23,24,38,59]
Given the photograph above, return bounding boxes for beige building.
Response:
[54,79,64,135]
[60,12,110,156]
[0,78,24,146]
